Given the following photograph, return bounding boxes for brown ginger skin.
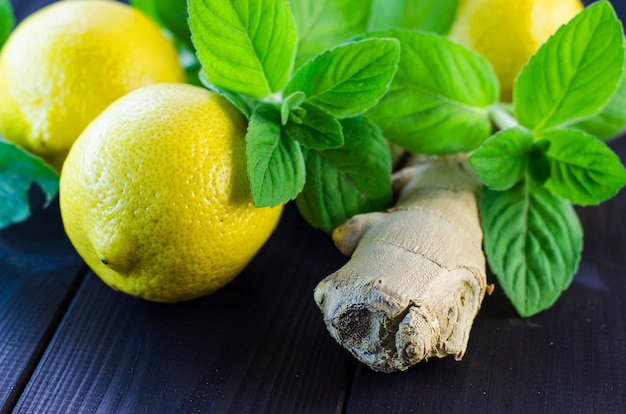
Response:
[314,155,488,372]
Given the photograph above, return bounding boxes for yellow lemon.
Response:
[448,0,583,102]
[0,0,185,171]
[59,83,284,302]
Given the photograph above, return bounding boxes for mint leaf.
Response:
[189,0,297,98]
[365,30,499,154]
[527,139,551,186]
[0,0,14,49]
[0,139,59,229]
[284,38,400,119]
[541,128,626,205]
[295,116,392,233]
[284,103,344,150]
[573,49,626,140]
[288,0,371,68]
[281,91,306,125]
[246,104,306,207]
[514,1,624,132]
[481,181,583,317]
[368,0,458,35]
[469,127,534,191]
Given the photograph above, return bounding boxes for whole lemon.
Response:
[0,0,185,171]
[60,83,284,302]
[448,0,583,102]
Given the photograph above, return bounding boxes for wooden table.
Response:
[3,1,626,412]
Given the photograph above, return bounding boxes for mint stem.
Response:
[490,104,518,131]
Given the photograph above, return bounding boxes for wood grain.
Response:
[13,206,355,413]
[0,195,85,413]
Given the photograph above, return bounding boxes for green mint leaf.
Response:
[527,139,551,186]
[246,103,306,207]
[295,116,392,233]
[0,139,59,229]
[488,103,519,130]
[189,0,297,98]
[365,29,498,154]
[481,181,583,317]
[284,38,400,119]
[281,91,306,125]
[0,0,15,49]
[469,127,534,191]
[514,1,624,132]
[368,0,458,35]
[541,128,626,205]
[284,103,344,150]
[573,47,626,140]
[288,0,371,68]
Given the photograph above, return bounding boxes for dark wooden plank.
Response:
[0,195,85,413]
[14,205,355,413]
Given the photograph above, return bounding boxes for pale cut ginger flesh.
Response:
[314,155,488,372]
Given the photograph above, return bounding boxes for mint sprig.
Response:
[352,0,626,316]
[467,1,626,316]
[187,0,626,317]
[283,103,344,150]
[189,0,400,222]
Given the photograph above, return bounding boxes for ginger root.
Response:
[314,155,488,372]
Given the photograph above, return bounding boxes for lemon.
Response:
[0,0,185,171]
[60,83,284,302]
[449,0,583,102]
